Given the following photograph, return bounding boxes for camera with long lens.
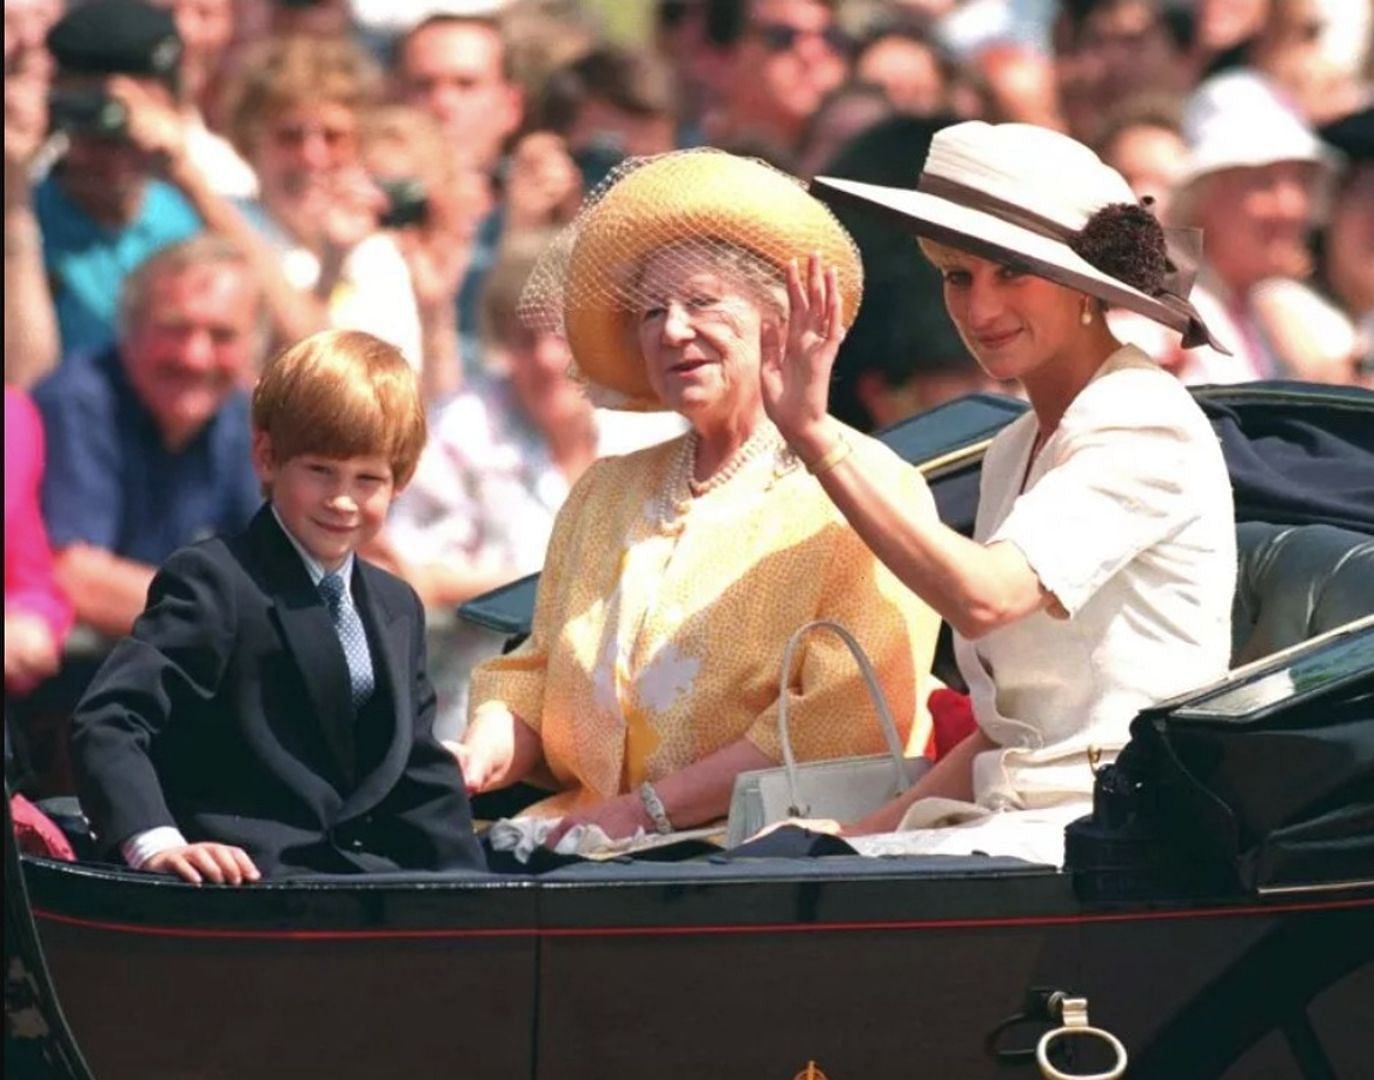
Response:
[48,88,129,140]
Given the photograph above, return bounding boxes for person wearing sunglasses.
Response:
[701,0,851,161]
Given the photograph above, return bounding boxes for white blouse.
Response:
[860,346,1236,865]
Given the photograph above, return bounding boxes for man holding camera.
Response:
[29,0,203,364]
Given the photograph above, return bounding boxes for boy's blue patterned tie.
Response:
[318,572,375,708]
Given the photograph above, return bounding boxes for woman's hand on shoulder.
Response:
[760,253,847,460]
[143,843,261,886]
[544,794,652,848]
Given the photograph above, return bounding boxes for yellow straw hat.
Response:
[519,148,864,410]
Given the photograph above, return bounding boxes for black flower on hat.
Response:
[1069,203,1168,298]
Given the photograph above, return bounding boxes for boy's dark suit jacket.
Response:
[71,506,485,877]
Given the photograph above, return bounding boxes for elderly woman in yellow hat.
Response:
[455,149,940,843]
[761,121,1238,864]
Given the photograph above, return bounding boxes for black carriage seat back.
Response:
[1231,521,1374,666]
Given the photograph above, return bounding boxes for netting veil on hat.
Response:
[519,148,865,410]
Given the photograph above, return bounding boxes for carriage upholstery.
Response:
[1230,521,1374,666]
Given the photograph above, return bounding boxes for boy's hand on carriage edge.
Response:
[760,252,847,462]
[144,843,261,886]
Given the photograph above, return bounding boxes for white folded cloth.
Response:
[486,817,646,863]
[486,817,725,863]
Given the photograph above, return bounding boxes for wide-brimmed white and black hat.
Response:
[811,121,1226,351]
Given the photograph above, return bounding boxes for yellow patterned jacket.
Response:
[468,425,940,816]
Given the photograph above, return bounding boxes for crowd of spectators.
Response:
[4,0,1372,788]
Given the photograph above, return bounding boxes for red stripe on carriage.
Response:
[31,895,1374,941]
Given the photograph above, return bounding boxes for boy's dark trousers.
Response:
[70,505,485,877]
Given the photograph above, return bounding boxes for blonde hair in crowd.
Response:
[252,330,427,489]
[225,35,382,160]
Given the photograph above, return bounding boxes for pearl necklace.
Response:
[653,422,792,530]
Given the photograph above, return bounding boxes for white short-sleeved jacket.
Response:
[864,346,1236,865]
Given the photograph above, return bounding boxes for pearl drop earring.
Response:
[1080,299,1094,326]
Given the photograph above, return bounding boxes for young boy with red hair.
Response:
[72,330,484,881]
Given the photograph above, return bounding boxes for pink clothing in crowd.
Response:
[5,387,73,669]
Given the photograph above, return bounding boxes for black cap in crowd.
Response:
[1319,106,1374,164]
[46,0,183,86]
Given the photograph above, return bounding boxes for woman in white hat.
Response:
[455,149,940,848]
[761,121,1238,864]
[1167,70,1352,384]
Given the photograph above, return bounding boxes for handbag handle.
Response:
[777,619,913,816]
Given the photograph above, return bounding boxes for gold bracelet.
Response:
[807,436,853,476]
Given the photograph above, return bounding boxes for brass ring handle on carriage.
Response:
[986,987,1127,1079]
[1036,993,1127,1080]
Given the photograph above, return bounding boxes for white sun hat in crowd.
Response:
[812,121,1225,350]
[1175,70,1332,189]
[349,0,507,35]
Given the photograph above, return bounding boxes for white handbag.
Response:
[724,620,930,847]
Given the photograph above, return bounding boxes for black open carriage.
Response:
[7,381,1373,1080]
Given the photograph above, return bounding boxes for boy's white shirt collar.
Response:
[270,504,356,602]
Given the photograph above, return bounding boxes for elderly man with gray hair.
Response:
[33,235,265,640]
